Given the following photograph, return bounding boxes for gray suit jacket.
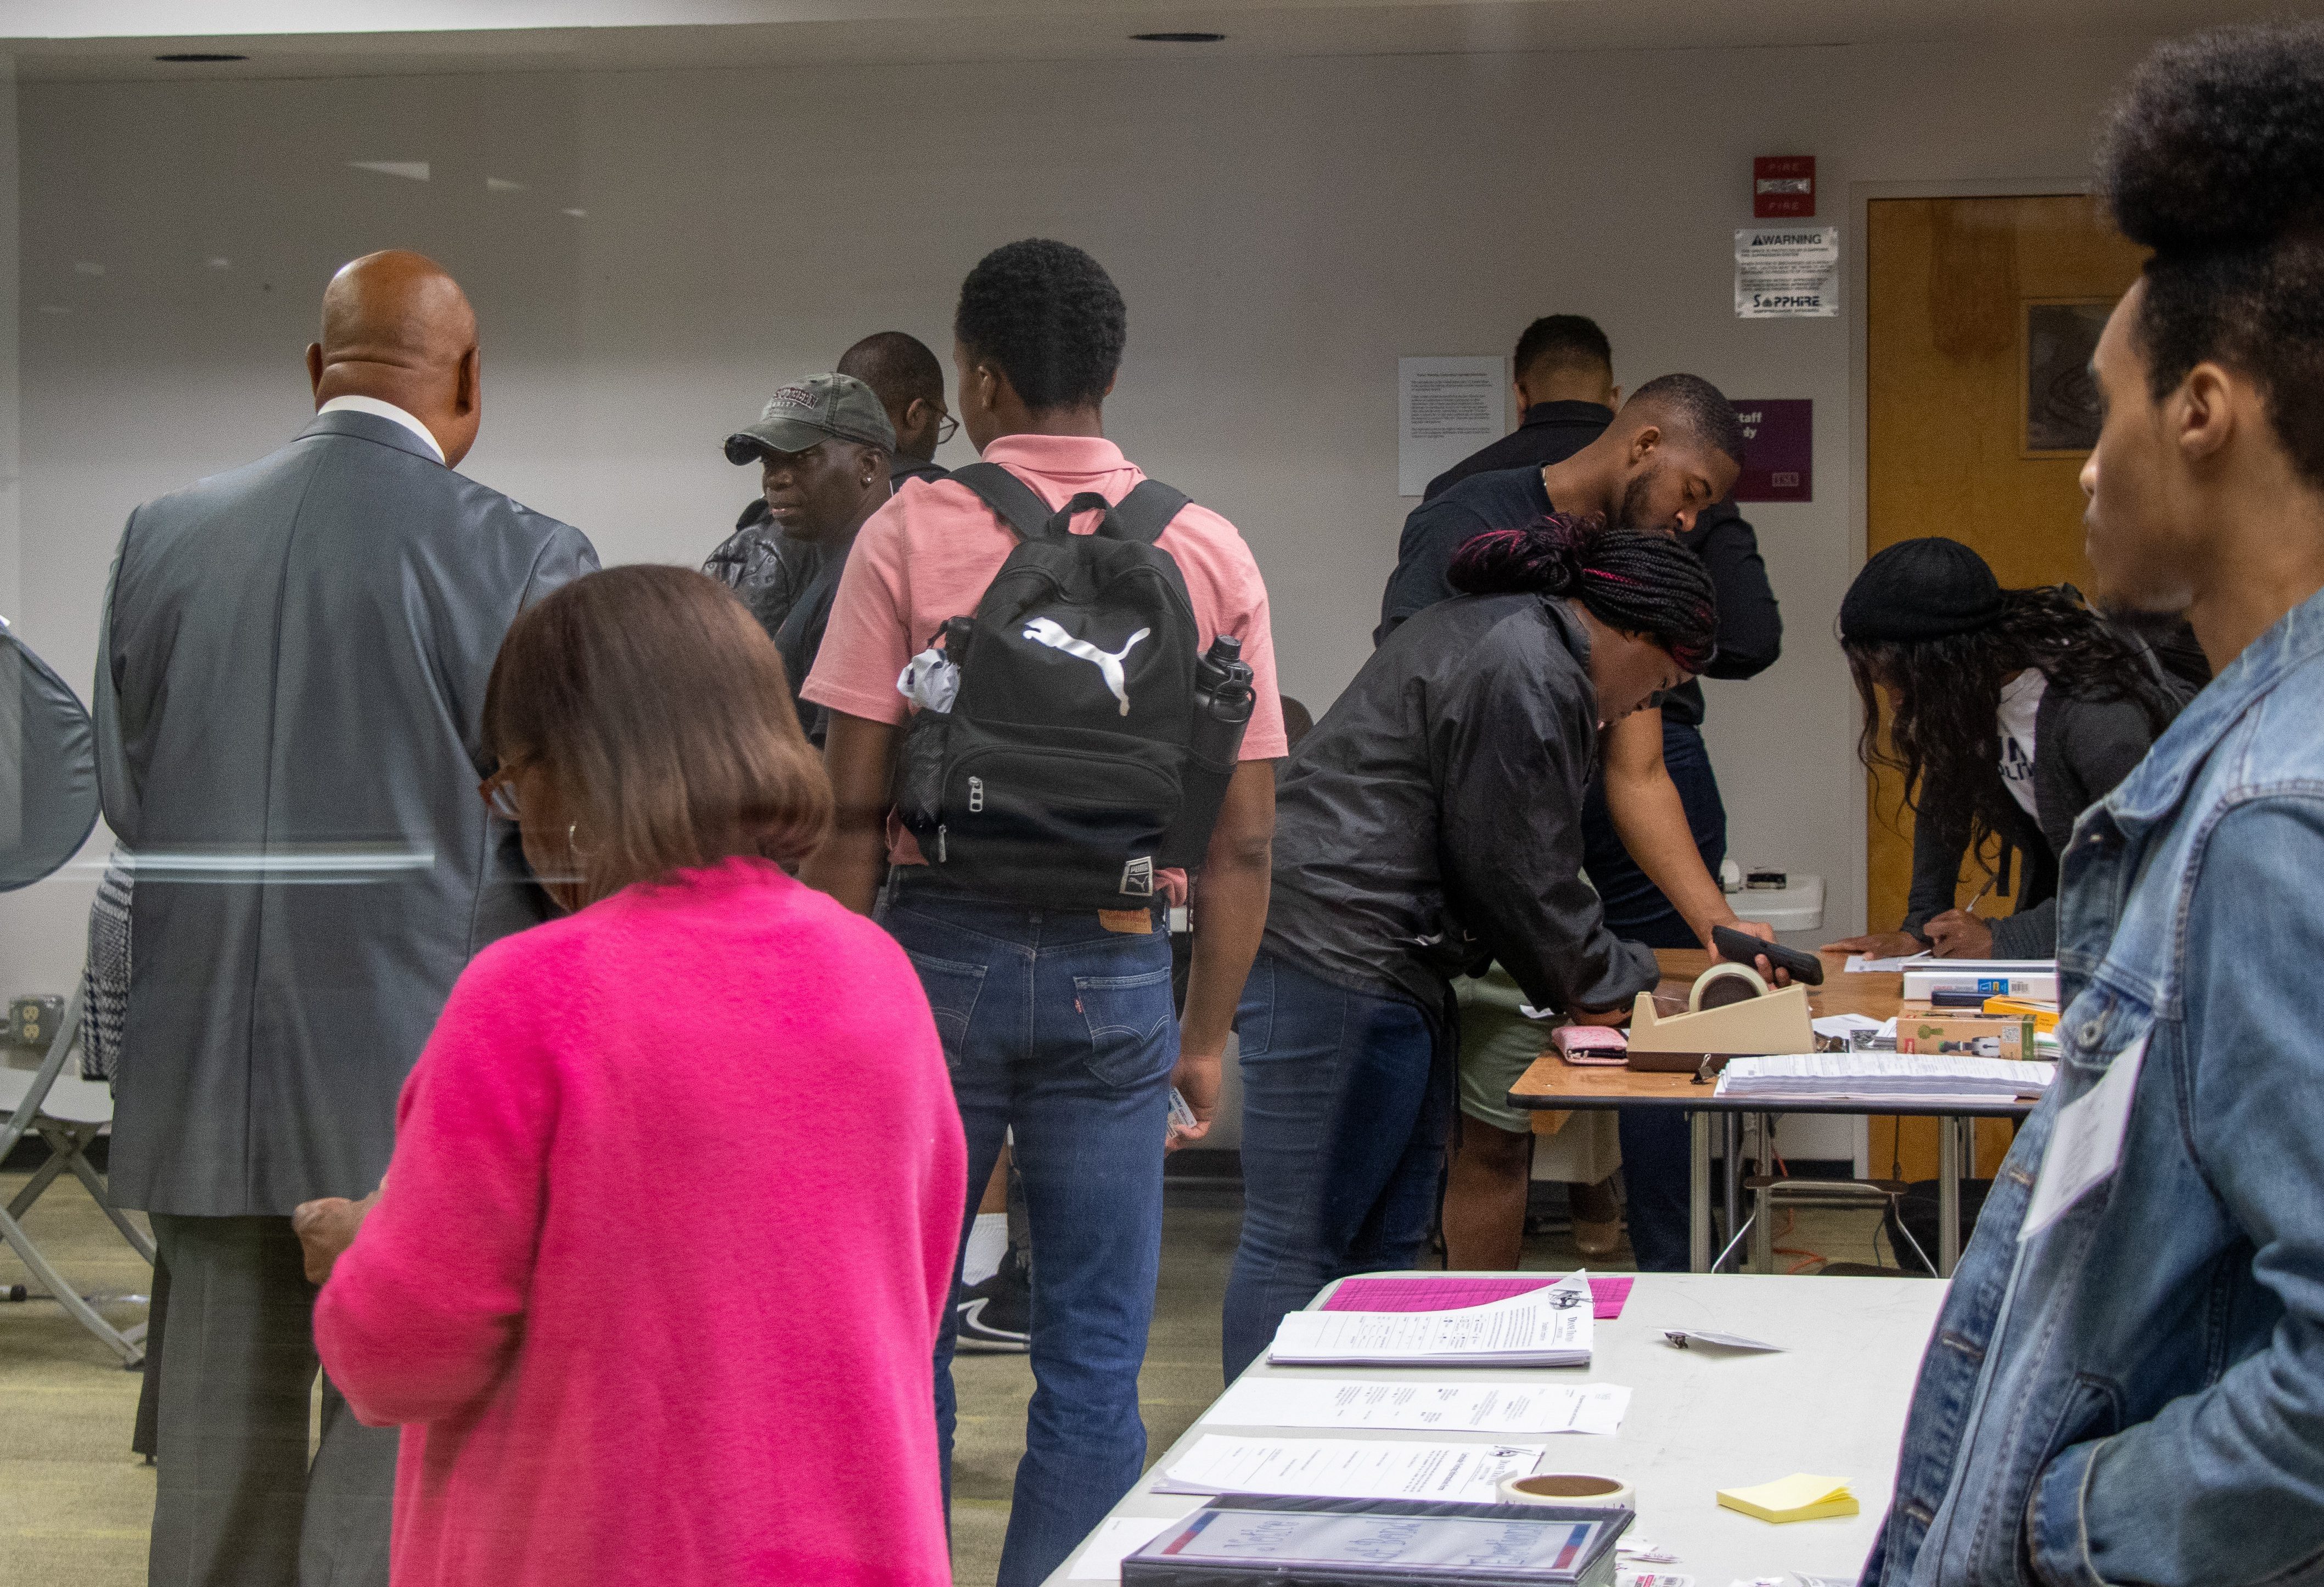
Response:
[94,408,598,1215]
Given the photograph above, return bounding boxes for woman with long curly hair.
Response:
[1221,512,1720,1377]
[1825,536,2188,960]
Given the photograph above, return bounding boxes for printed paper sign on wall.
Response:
[1735,227,1839,318]
[1397,356,1506,497]
[1729,400,1812,502]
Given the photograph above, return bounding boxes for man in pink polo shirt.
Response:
[801,239,1283,1585]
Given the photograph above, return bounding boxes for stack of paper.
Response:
[1715,1052,2054,1106]
[1211,1377,1629,1435]
[1268,1271,1593,1367]
[1844,950,1930,973]
[1715,1473,1859,1523]
[1155,1435,1545,1503]
[1900,960,2058,1002]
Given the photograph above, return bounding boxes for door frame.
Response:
[1841,176,2096,935]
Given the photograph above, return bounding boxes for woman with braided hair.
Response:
[1220,513,1719,1376]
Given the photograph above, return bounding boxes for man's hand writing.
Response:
[1924,910,1995,958]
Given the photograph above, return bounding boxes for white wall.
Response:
[0,36,2155,1007]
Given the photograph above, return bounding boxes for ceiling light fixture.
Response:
[1130,31,1226,43]
[154,53,249,63]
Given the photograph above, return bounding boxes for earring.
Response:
[566,822,593,860]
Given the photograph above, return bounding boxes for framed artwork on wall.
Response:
[2022,299,2112,455]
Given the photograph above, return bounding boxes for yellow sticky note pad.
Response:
[1716,1473,1860,1523]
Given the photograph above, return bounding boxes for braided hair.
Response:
[1448,513,1719,672]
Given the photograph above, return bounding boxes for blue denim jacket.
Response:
[1865,586,2324,1587]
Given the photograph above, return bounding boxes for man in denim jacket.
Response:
[1865,25,2324,1587]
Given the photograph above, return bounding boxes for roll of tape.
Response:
[1497,1471,1635,1510]
[1688,961,1768,1013]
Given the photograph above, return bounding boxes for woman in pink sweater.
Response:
[302,567,965,1586]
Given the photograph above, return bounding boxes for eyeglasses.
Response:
[478,764,523,823]
[931,407,959,446]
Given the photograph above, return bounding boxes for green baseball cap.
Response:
[723,373,896,464]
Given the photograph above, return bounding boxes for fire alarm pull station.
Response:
[1754,155,1816,219]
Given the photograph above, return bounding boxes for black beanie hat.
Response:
[1839,537,2006,644]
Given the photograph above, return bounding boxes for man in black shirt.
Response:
[1379,359,1783,947]
[838,330,955,489]
[1424,313,1622,500]
[1379,352,1783,1271]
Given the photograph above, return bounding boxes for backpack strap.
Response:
[1104,479,1191,546]
[948,462,1056,543]
[955,462,1193,547]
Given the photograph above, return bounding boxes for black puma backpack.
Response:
[892,463,1241,909]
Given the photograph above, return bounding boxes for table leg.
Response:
[1721,1113,1743,1272]
[1689,1111,1711,1273]
[1751,1113,1775,1274]
[1938,1114,1963,1278]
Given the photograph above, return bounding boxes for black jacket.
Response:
[1378,409,1782,725]
[1902,681,2177,957]
[703,497,826,643]
[1423,399,1611,500]
[1264,592,1659,1016]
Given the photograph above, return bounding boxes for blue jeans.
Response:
[881,879,1176,1587]
[1581,718,1725,1273]
[1223,950,1449,1380]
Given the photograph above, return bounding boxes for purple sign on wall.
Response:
[1728,399,1812,503]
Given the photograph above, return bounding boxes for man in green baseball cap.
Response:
[709,373,895,747]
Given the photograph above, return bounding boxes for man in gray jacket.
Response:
[93,250,597,1587]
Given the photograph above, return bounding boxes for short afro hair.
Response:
[1626,373,1747,467]
[838,330,945,413]
[2098,22,2324,487]
[953,239,1126,412]
[1513,315,1613,386]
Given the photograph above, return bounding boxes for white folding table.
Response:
[1046,1270,1944,1584]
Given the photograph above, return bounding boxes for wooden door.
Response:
[1863,195,2143,1178]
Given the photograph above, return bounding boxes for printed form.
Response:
[1269,1270,1594,1366]
[1157,1435,1546,1502]
[1211,1378,1629,1435]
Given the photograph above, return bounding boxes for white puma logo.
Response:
[1021,618,1151,716]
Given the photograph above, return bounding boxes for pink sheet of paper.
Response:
[1322,1274,1632,1320]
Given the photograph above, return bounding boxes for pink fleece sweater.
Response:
[315,860,965,1587]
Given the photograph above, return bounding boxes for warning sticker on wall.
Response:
[1735,227,1840,318]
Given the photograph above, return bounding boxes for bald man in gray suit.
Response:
[93,250,598,1587]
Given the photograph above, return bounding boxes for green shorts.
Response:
[1454,967,1556,1135]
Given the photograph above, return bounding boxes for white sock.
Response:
[961,1212,1008,1286]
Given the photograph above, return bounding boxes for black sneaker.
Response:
[954,1249,1031,1354]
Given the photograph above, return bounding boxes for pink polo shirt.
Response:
[803,432,1287,870]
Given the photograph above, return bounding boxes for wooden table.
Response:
[1507,950,2032,1275]
[1046,1271,1946,1586]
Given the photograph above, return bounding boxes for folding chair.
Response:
[1,984,155,1365]
[0,615,144,1360]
